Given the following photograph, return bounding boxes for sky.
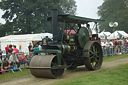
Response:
[75,0,104,18]
[0,0,104,24]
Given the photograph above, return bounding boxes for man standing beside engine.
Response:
[87,24,92,40]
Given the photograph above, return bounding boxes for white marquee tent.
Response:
[0,33,53,52]
[107,31,128,39]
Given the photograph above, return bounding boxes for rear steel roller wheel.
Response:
[83,41,103,70]
[30,55,64,78]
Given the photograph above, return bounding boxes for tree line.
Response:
[98,0,128,33]
[0,0,77,37]
[1,0,128,37]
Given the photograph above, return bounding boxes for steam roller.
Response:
[29,9,103,78]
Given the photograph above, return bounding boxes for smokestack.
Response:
[52,9,58,41]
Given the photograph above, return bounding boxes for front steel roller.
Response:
[82,41,103,70]
[30,55,64,78]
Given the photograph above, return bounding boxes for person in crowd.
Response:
[38,42,42,50]
[5,45,9,55]
[122,37,125,46]
[28,42,34,52]
[27,52,33,65]
[19,52,28,65]
[125,40,128,53]
[7,45,13,59]
[9,51,20,68]
[0,58,1,69]
[0,48,3,60]
[87,24,92,39]
[122,40,126,54]
[126,38,128,43]
[34,44,39,51]
[116,40,120,55]
[114,39,118,55]
[118,40,123,54]
[13,45,19,55]
[101,41,106,57]
[109,40,114,56]
[34,44,39,55]
[105,40,110,56]
[3,58,11,70]
[112,39,115,55]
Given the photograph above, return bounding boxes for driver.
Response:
[87,24,92,39]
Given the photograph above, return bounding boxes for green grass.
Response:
[55,53,128,85]
[55,63,128,85]
[103,53,128,62]
[0,68,31,83]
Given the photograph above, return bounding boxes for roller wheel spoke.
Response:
[89,56,94,60]
[90,50,94,55]
[92,45,96,52]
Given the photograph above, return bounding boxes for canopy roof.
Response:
[47,15,103,24]
[99,32,111,36]
[107,31,128,39]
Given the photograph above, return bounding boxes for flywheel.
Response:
[78,27,89,48]
[30,55,65,78]
[82,41,103,70]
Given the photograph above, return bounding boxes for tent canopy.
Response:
[0,33,53,42]
[107,31,128,39]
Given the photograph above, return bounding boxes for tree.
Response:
[0,0,77,36]
[98,0,128,33]
[124,0,128,7]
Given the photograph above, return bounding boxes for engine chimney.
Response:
[52,9,58,41]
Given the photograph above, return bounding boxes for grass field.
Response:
[55,63,128,85]
[103,53,128,62]
[55,54,128,85]
[0,68,31,83]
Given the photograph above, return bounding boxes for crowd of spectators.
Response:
[0,42,40,74]
[101,38,128,57]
